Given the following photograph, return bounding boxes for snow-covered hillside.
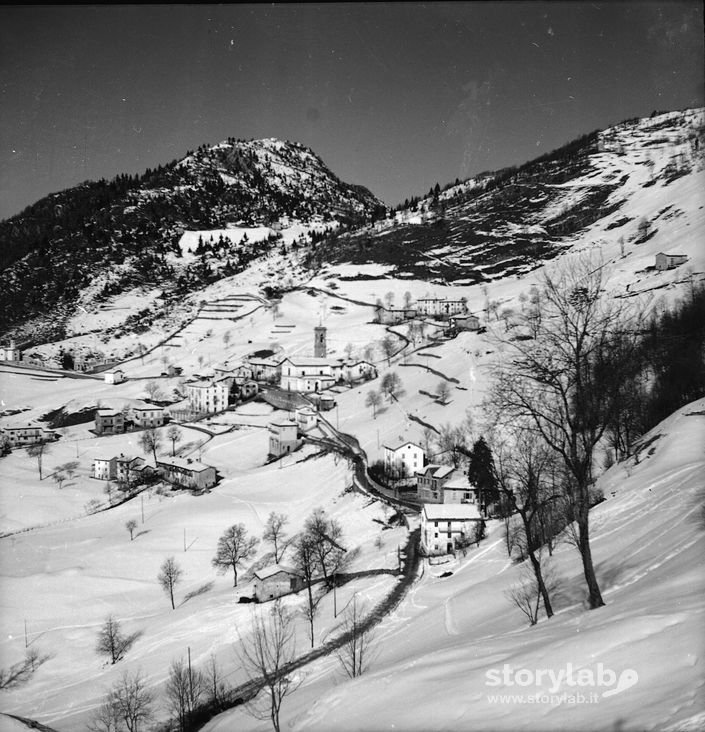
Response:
[1,107,704,731]
[203,399,705,732]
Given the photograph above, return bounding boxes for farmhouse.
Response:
[185,379,230,415]
[104,369,125,385]
[95,409,125,435]
[655,252,688,271]
[268,420,300,458]
[131,405,165,429]
[449,313,480,332]
[338,359,377,384]
[416,464,455,502]
[252,564,305,602]
[384,441,425,479]
[157,457,217,490]
[420,502,482,556]
[416,298,468,318]
[1,423,58,448]
[92,456,117,480]
[376,306,417,325]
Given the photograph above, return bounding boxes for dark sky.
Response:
[1,2,703,220]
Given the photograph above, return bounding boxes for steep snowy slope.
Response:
[204,399,705,732]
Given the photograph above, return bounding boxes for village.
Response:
[0,285,495,623]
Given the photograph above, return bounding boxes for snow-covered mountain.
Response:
[319,108,704,285]
[0,137,383,342]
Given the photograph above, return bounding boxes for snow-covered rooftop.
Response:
[422,503,482,521]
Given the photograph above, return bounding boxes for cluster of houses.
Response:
[383,440,486,556]
[94,403,166,435]
[268,405,319,458]
[91,453,217,491]
[180,326,376,419]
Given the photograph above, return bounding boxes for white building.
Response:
[416,464,455,503]
[384,441,425,479]
[441,473,481,505]
[280,357,337,393]
[104,369,126,385]
[92,456,117,480]
[157,457,216,490]
[0,340,22,362]
[268,420,300,457]
[655,252,688,271]
[416,298,468,318]
[420,503,482,556]
[185,379,230,414]
[294,405,318,432]
[1,423,58,448]
[338,360,377,384]
[131,405,165,429]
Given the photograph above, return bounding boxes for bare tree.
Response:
[304,508,346,588]
[491,428,560,620]
[212,524,259,587]
[238,599,301,732]
[204,653,226,709]
[167,425,183,457]
[344,342,354,360]
[0,649,49,690]
[53,471,67,489]
[87,695,121,732]
[414,431,432,464]
[436,380,451,404]
[380,335,396,365]
[365,389,382,418]
[26,441,51,480]
[111,669,154,732]
[333,595,375,679]
[144,380,163,402]
[435,423,468,467]
[138,428,161,466]
[125,519,138,541]
[263,512,289,563]
[506,558,559,627]
[380,372,402,402]
[363,343,376,362]
[489,256,642,609]
[165,657,205,732]
[293,533,320,648]
[403,291,413,309]
[96,615,133,664]
[384,291,395,309]
[158,556,183,609]
[61,460,79,481]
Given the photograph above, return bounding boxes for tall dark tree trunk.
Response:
[527,549,554,618]
[577,505,604,608]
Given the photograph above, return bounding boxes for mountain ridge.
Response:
[1,108,703,346]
